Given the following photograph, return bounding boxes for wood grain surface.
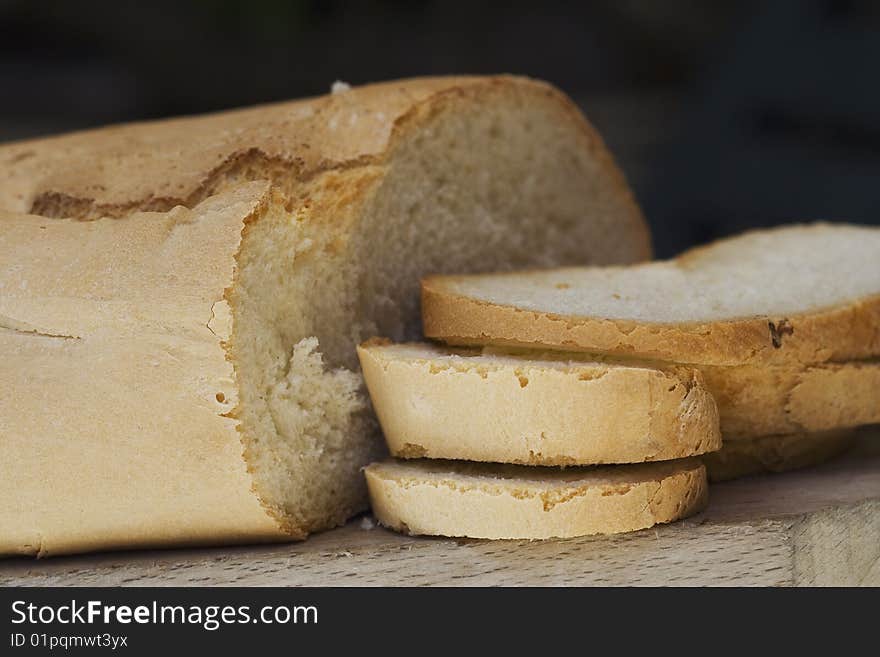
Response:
[2,427,878,587]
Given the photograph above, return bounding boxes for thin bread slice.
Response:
[703,430,855,482]
[357,339,721,465]
[365,457,707,539]
[359,340,880,446]
[422,223,880,366]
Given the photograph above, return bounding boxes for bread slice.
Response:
[365,457,707,539]
[359,339,880,447]
[423,224,880,366]
[357,339,721,465]
[703,430,855,482]
[0,77,649,556]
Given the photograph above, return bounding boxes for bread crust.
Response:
[0,183,289,556]
[365,457,707,539]
[422,223,880,367]
[358,340,721,465]
[0,75,649,261]
[423,283,880,367]
[703,430,855,482]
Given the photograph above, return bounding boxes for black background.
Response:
[1,0,879,256]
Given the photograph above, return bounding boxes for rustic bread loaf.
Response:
[422,224,880,366]
[0,76,650,556]
[357,339,721,465]
[365,457,707,539]
[703,430,855,482]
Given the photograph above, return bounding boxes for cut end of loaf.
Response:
[228,196,382,536]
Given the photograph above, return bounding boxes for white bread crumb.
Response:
[331,80,351,94]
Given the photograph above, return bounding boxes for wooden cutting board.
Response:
[2,427,878,586]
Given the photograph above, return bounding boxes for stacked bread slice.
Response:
[421,223,880,482]
[359,343,719,539]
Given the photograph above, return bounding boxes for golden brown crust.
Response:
[365,457,708,539]
[704,430,855,482]
[422,280,880,367]
[3,77,478,215]
[0,183,289,557]
[0,75,649,262]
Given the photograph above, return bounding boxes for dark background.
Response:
[1,0,878,256]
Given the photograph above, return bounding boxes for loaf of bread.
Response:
[0,76,650,556]
[357,339,721,465]
[365,457,708,539]
[422,224,880,366]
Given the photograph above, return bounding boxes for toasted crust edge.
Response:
[422,280,880,367]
